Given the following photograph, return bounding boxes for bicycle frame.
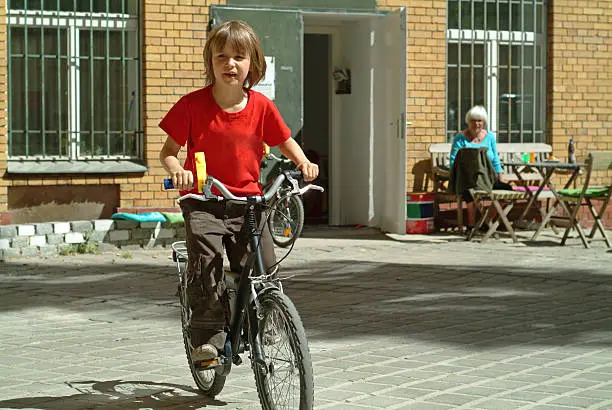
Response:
[228,200,269,367]
[169,171,321,367]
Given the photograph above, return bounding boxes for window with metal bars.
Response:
[7,0,142,164]
[446,0,547,143]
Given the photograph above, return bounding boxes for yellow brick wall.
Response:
[0,1,226,216]
[2,1,609,219]
[0,5,6,214]
[376,0,447,193]
[148,0,442,206]
[139,0,226,209]
[548,1,612,186]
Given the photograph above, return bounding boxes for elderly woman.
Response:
[449,105,512,228]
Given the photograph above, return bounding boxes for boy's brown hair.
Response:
[203,20,266,89]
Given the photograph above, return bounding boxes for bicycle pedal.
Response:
[194,356,225,369]
[194,359,218,369]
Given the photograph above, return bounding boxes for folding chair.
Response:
[555,152,612,248]
[468,189,528,243]
[429,145,463,231]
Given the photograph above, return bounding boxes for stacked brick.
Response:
[0,220,186,259]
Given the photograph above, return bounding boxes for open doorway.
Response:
[211,5,407,233]
[302,33,330,225]
[302,12,407,232]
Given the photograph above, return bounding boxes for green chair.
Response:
[556,152,612,248]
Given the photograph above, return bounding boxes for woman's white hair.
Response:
[465,105,488,127]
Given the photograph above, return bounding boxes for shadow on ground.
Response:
[300,226,392,241]
[0,380,224,409]
[284,260,612,349]
[1,251,610,350]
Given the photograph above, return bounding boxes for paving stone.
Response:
[86,230,107,243]
[155,228,176,239]
[38,245,58,256]
[114,220,139,229]
[53,222,71,234]
[28,235,47,247]
[10,237,27,247]
[94,219,115,231]
[46,234,65,245]
[0,248,21,259]
[34,223,54,235]
[131,228,154,240]
[64,232,85,244]
[0,225,17,238]
[0,228,611,409]
[109,230,130,242]
[396,402,454,409]
[140,221,161,229]
[19,247,37,257]
[70,220,93,233]
[17,225,35,236]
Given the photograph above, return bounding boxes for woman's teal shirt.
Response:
[449,130,503,174]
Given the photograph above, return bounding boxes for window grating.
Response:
[446,0,547,143]
[7,0,142,161]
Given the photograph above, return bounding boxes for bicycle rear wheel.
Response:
[251,288,313,409]
[268,195,304,248]
[179,289,226,396]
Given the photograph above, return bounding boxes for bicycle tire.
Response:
[268,195,305,248]
[251,288,314,409]
[179,289,226,397]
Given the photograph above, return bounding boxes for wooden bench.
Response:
[428,142,554,230]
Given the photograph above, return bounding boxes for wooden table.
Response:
[502,161,585,240]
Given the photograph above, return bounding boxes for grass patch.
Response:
[117,251,132,259]
[59,242,100,256]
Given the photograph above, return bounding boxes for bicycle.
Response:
[165,170,321,409]
[262,152,308,248]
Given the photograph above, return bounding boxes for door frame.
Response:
[303,24,341,226]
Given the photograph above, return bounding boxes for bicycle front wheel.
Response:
[268,195,304,248]
[251,288,314,409]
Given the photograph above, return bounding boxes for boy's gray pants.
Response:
[179,198,276,350]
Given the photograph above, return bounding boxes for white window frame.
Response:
[447,28,543,136]
[7,9,138,161]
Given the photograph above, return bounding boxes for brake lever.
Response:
[285,173,301,194]
[203,176,223,200]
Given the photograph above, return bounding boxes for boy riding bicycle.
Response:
[159,20,318,363]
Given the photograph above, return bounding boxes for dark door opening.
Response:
[302,33,330,225]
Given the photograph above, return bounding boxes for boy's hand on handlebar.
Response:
[171,169,194,190]
[297,161,319,182]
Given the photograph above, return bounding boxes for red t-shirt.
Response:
[159,86,291,196]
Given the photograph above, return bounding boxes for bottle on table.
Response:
[568,138,576,164]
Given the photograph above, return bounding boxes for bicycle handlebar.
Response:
[163,169,321,203]
[265,152,292,163]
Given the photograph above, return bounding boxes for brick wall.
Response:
[0,1,226,223]
[2,1,609,227]
[139,0,226,211]
[377,0,447,193]
[0,5,7,216]
[548,1,612,187]
[146,0,445,206]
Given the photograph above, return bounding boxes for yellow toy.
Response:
[195,152,207,192]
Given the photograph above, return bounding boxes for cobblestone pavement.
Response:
[0,227,611,409]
